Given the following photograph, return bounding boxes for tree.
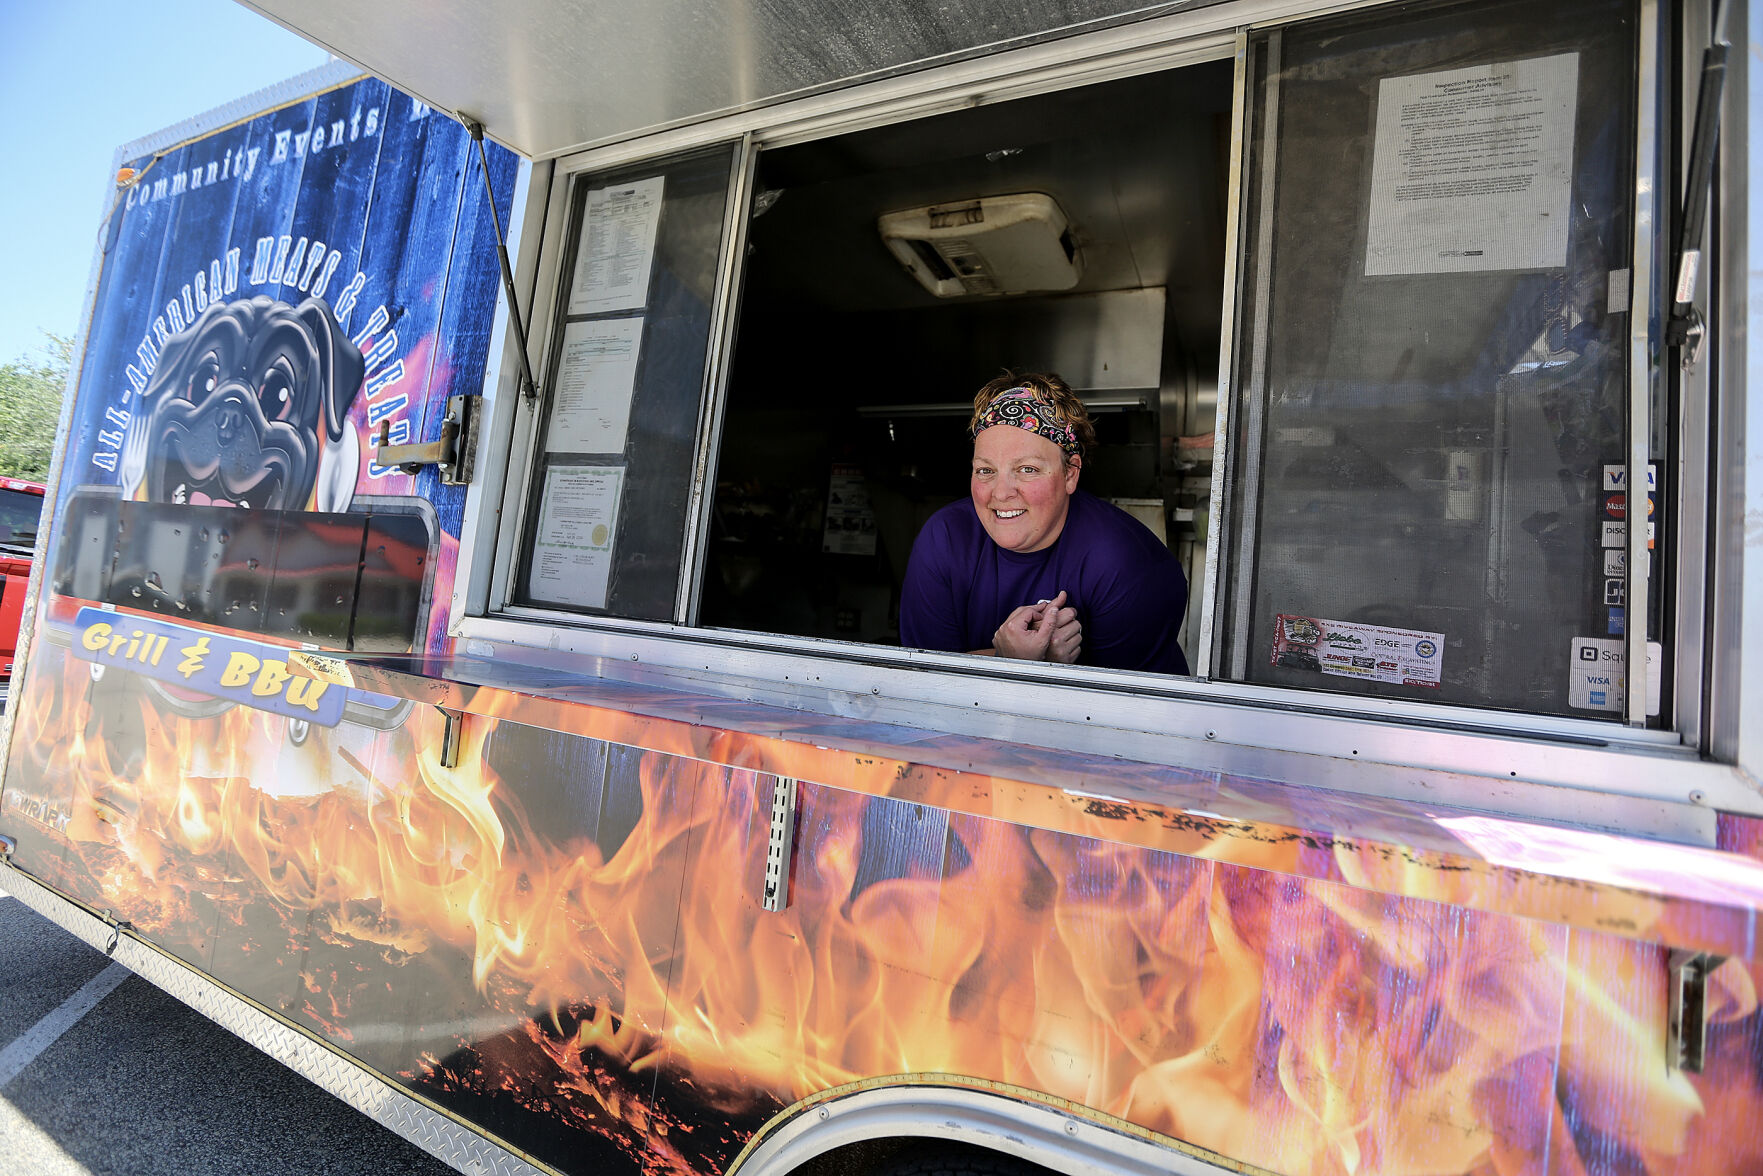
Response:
[0,335,72,480]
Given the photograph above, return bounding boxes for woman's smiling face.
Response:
[970,425,1081,553]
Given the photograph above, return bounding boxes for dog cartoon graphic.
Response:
[120,295,364,514]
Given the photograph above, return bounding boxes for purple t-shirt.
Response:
[899,489,1190,675]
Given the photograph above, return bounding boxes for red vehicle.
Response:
[0,477,46,698]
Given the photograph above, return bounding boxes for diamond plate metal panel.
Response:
[0,862,553,1176]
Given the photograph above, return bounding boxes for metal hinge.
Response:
[761,777,799,913]
[437,707,465,769]
[373,393,478,484]
[1667,949,1725,1073]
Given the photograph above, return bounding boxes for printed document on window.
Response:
[569,175,665,314]
[1365,54,1578,275]
[545,318,642,455]
[531,465,624,609]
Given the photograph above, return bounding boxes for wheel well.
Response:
[790,1137,1057,1176]
[728,1082,1238,1176]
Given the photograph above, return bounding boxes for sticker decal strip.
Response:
[1271,614,1444,688]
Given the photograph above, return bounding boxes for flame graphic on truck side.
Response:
[5,648,1763,1176]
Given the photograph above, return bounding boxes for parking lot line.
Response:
[0,962,131,1088]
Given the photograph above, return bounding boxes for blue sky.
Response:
[0,1,331,364]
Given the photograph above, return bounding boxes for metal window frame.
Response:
[1191,31,1251,680]
[1208,0,1682,724]
[1626,0,1663,725]
[1220,28,1282,682]
[481,157,576,618]
[1672,0,1716,755]
[447,0,1744,821]
[477,138,749,623]
[458,156,549,620]
[680,137,760,624]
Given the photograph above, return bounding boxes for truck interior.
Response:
[699,59,1234,660]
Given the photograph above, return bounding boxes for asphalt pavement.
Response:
[0,891,461,1176]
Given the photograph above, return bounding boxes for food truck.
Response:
[3,0,1761,1172]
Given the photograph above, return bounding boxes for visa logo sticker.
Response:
[69,607,345,728]
[1602,463,1658,491]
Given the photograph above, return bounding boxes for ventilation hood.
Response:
[878,192,1082,298]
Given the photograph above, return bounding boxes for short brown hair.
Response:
[969,371,1095,460]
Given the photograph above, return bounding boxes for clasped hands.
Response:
[992,590,1081,664]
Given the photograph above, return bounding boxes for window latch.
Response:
[372,394,478,485]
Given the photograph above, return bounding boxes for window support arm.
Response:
[461,117,542,402]
[1666,2,1730,367]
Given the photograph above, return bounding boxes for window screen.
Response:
[516,144,736,620]
[1218,0,1648,719]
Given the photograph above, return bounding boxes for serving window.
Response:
[489,0,1682,736]
[700,64,1231,658]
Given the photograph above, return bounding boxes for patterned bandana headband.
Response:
[970,386,1082,457]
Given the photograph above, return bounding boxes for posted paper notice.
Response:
[1365,54,1578,275]
[821,465,878,555]
[569,176,665,314]
[531,466,624,609]
[545,318,642,455]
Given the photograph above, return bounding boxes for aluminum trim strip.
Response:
[1195,31,1251,680]
[1226,29,1280,680]
[1627,0,1661,726]
[1672,0,1716,753]
[679,136,758,625]
[0,862,554,1176]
